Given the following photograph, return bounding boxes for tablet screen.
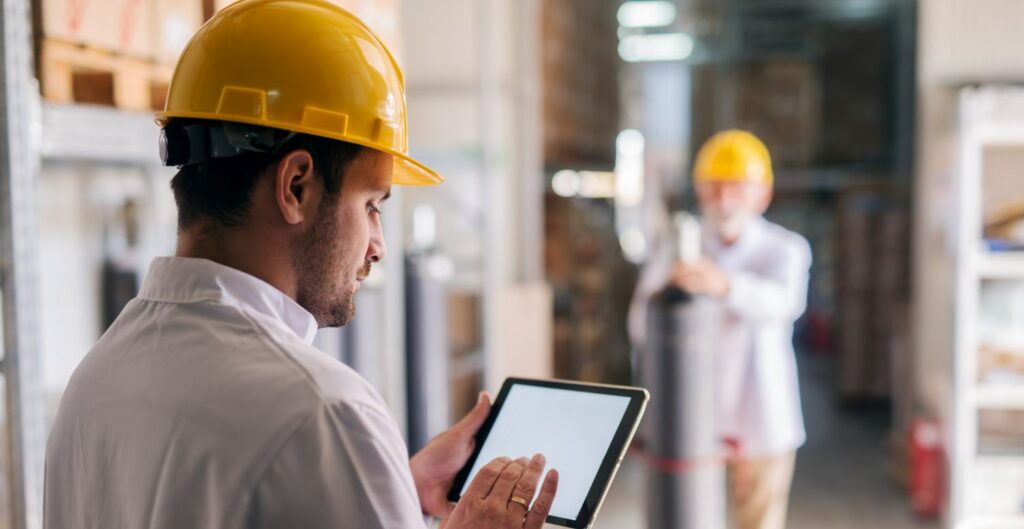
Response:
[457,384,632,519]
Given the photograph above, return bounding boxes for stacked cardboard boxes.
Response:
[38,0,157,58]
[542,0,620,169]
[835,190,911,401]
[35,0,204,110]
[818,25,891,164]
[447,291,483,419]
[737,59,820,168]
[36,0,402,111]
[545,194,636,384]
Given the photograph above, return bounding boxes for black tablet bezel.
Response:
[446,377,649,528]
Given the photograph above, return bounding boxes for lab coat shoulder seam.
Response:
[248,401,406,528]
[242,410,320,522]
[315,400,417,527]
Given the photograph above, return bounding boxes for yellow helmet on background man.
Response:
[693,130,773,185]
[156,0,442,186]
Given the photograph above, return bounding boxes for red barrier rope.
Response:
[628,437,743,474]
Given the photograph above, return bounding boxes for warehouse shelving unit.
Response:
[959,514,1024,529]
[977,251,1024,281]
[40,103,160,164]
[951,87,1024,529]
[0,0,49,526]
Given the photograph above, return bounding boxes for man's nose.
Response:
[367,227,387,264]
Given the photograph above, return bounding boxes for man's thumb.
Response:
[455,392,491,433]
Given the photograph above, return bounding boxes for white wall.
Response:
[920,0,1024,84]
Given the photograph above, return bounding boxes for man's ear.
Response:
[274,149,319,225]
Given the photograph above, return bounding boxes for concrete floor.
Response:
[591,353,941,529]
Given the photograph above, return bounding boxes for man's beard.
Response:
[704,209,753,243]
[293,198,356,328]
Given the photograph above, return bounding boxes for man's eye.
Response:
[368,203,382,215]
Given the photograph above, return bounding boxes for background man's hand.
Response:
[671,258,731,298]
[410,392,492,518]
[440,455,559,529]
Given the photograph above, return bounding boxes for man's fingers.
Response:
[509,453,545,511]
[464,457,512,500]
[485,457,528,502]
[524,469,559,529]
[677,269,704,280]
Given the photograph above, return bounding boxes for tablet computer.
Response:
[447,378,649,528]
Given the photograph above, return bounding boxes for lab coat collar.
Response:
[139,257,319,344]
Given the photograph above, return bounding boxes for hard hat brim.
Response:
[393,152,444,186]
[156,110,444,186]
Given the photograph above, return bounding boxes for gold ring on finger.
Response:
[508,495,529,510]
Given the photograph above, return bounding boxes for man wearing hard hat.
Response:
[630,130,811,529]
[43,2,557,528]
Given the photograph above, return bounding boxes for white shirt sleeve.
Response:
[248,400,428,529]
[724,235,812,324]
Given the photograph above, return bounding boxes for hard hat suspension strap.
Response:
[160,121,297,168]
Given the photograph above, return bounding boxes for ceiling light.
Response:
[619,32,694,63]
[617,1,676,29]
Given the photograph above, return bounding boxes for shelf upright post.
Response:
[0,0,47,527]
[951,89,982,528]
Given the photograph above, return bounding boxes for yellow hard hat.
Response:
[156,0,442,186]
[693,130,773,185]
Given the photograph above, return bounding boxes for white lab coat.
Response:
[629,217,812,457]
[44,257,428,529]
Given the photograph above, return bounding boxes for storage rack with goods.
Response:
[951,87,1024,529]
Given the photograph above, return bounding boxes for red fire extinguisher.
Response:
[909,419,945,517]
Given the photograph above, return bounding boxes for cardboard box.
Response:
[447,292,480,357]
[450,371,483,425]
[540,0,619,169]
[737,60,820,167]
[214,0,401,54]
[40,0,154,57]
[492,282,554,391]
[38,38,170,110]
[153,0,204,64]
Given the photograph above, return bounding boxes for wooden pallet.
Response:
[39,39,173,112]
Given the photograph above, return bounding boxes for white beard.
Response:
[705,210,753,242]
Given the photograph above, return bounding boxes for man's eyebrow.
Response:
[380,189,392,202]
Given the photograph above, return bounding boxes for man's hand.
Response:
[410,392,492,518]
[440,455,559,529]
[671,258,731,298]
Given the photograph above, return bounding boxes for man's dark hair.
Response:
[168,119,364,230]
